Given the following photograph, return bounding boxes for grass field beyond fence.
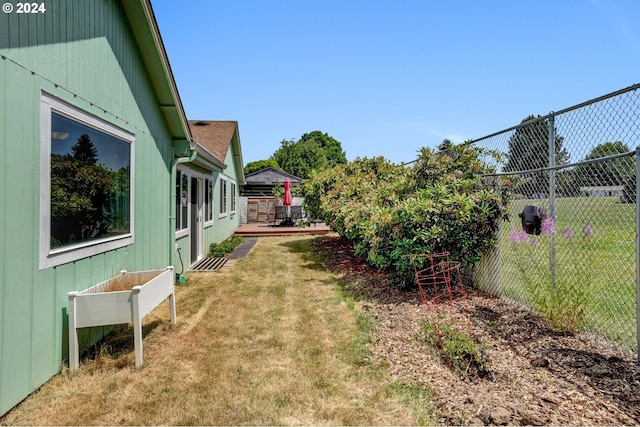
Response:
[497,196,636,349]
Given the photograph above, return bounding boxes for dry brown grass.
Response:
[0,236,434,426]
[87,271,160,293]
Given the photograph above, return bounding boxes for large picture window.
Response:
[40,93,134,269]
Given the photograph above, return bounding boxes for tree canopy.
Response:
[580,141,632,186]
[574,141,635,202]
[71,134,98,165]
[504,115,569,197]
[298,131,347,168]
[270,131,347,179]
[51,135,115,246]
[244,159,282,175]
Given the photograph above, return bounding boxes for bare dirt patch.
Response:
[314,235,640,426]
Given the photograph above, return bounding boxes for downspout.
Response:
[170,147,197,283]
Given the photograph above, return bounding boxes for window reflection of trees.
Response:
[50,121,130,248]
[181,173,189,229]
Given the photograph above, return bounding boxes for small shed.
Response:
[240,167,303,223]
[580,186,624,197]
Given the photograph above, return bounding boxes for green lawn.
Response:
[498,196,637,348]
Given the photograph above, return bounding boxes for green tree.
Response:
[574,141,634,202]
[71,134,98,165]
[579,141,632,186]
[271,131,347,179]
[244,159,282,175]
[50,136,114,246]
[504,115,569,197]
[111,166,131,230]
[298,131,347,168]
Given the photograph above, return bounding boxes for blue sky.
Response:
[151,0,640,165]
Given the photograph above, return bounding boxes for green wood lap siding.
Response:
[0,57,5,418]
[205,142,242,247]
[0,1,176,415]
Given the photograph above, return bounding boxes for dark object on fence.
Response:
[519,205,549,235]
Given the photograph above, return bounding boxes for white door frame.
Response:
[189,173,205,264]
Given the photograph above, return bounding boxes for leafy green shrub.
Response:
[529,282,587,334]
[510,220,590,334]
[421,318,487,378]
[301,140,511,289]
[208,236,243,257]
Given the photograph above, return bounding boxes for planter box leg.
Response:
[131,287,143,368]
[168,266,177,325]
[68,292,80,371]
[169,292,177,325]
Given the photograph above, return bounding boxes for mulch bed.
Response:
[313,235,640,426]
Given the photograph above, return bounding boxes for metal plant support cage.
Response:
[412,252,487,376]
[412,252,467,306]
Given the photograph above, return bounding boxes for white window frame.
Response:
[230,181,237,213]
[219,177,227,217]
[204,177,214,226]
[39,92,135,270]
[175,167,190,239]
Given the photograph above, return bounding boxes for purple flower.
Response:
[541,218,555,235]
[509,229,529,244]
[562,228,575,241]
[583,222,594,237]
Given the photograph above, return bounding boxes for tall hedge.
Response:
[301,141,510,289]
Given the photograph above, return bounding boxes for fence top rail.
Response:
[482,149,636,178]
[471,83,640,145]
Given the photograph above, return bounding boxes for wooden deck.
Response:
[234,222,332,237]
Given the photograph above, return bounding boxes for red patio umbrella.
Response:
[281,178,294,226]
[283,178,293,206]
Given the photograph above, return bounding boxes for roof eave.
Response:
[192,141,226,171]
[120,0,192,143]
[231,125,246,185]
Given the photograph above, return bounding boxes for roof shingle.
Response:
[188,120,238,163]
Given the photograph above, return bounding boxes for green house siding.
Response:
[205,174,238,246]
[203,142,242,252]
[209,144,242,244]
[175,161,241,263]
[176,128,243,263]
[0,1,176,415]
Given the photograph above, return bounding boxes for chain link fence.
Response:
[472,83,640,354]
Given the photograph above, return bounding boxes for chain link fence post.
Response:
[548,113,557,289]
[636,145,640,361]
[472,83,640,357]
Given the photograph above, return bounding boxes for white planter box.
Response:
[67,266,176,370]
